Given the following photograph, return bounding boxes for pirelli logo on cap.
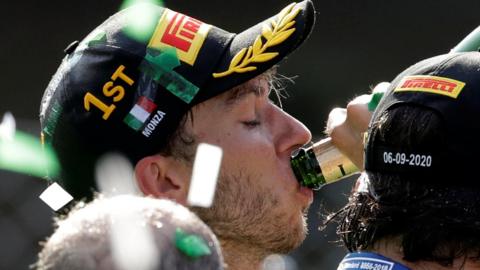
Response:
[149,9,211,66]
[394,75,465,98]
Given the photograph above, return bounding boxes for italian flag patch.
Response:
[123,96,157,131]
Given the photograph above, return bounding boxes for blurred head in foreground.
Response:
[36,195,224,270]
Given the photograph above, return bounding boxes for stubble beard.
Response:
[191,170,309,256]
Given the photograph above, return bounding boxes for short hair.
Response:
[35,195,225,270]
[335,105,480,266]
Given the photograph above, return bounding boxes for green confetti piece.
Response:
[0,130,59,178]
[141,48,199,104]
[87,31,107,47]
[42,101,62,144]
[121,0,164,9]
[367,91,384,112]
[161,71,200,104]
[146,47,180,71]
[451,26,480,53]
[175,228,211,259]
[121,0,164,43]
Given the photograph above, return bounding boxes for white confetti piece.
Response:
[109,198,159,270]
[95,153,139,196]
[187,143,222,208]
[39,182,74,211]
[0,112,15,141]
[262,254,298,270]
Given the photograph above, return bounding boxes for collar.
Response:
[337,251,411,270]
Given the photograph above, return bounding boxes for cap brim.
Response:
[200,0,315,100]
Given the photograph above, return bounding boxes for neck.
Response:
[220,239,267,270]
[369,238,480,270]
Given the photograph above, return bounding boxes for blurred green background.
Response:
[1,0,479,269]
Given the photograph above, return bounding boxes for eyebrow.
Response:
[224,79,270,109]
[225,85,259,105]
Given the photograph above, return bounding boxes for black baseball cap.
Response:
[39,1,316,199]
[364,52,480,185]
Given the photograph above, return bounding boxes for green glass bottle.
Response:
[291,137,359,189]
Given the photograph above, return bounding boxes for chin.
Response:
[272,212,309,253]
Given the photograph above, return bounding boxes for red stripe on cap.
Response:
[137,96,157,113]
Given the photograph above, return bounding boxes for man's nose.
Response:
[272,106,312,154]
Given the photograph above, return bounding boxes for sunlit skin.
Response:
[190,76,314,214]
[326,82,390,169]
[136,74,313,270]
[188,75,313,269]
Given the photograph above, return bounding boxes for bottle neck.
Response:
[290,137,359,189]
[290,143,325,189]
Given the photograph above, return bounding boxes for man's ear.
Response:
[134,155,190,205]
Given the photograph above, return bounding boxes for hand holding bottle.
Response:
[291,82,389,189]
[326,82,390,169]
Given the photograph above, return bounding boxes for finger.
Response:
[346,95,372,133]
[325,108,347,135]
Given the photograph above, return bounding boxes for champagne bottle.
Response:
[291,25,480,190]
[291,137,358,189]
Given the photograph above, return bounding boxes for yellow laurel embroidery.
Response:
[212,3,300,78]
